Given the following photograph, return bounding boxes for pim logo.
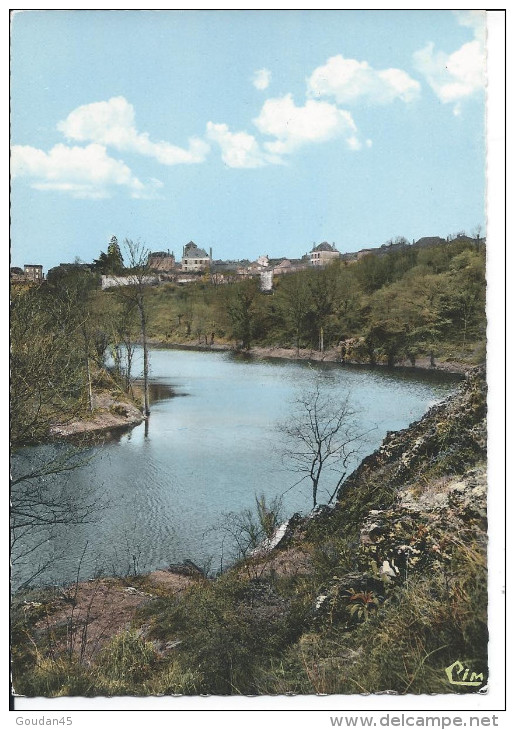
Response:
[445,660,485,687]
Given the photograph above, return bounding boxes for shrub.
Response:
[147,573,307,694]
[95,630,158,684]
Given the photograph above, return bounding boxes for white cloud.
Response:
[206,122,280,168]
[307,55,420,105]
[413,40,485,108]
[253,68,271,90]
[58,96,210,165]
[11,142,161,199]
[253,94,360,155]
[455,9,486,43]
[413,11,486,111]
[346,136,362,151]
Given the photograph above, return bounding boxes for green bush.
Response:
[147,573,307,694]
[95,630,158,683]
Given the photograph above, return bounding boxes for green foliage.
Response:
[10,348,488,698]
[258,537,487,695]
[226,278,259,349]
[11,283,92,442]
[124,237,486,362]
[92,235,125,274]
[11,235,485,441]
[11,626,200,697]
[344,589,379,622]
[89,236,486,366]
[146,573,308,694]
[95,630,158,683]
[274,272,313,350]
[212,493,284,573]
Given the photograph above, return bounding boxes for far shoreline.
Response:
[45,341,469,443]
[145,338,472,376]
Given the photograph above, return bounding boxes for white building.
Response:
[256,254,270,267]
[310,242,340,266]
[101,274,158,290]
[181,242,212,272]
[260,270,274,292]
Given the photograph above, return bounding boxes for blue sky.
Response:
[11,9,487,271]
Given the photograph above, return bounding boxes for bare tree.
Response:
[108,296,138,395]
[118,239,152,417]
[210,493,283,575]
[471,224,483,240]
[10,445,105,588]
[280,381,371,510]
[10,283,90,443]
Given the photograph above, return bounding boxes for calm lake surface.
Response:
[11,348,461,589]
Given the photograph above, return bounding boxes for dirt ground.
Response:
[239,546,313,580]
[29,547,314,663]
[33,571,196,663]
[49,391,144,439]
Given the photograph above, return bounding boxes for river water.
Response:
[11,348,460,589]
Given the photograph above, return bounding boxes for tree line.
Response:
[140,235,486,365]
[11,238,152,445]
[10,235,486,445]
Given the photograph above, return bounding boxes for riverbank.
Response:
[49,390,144,439]
[247,345,472,374]
[146,337,473,375]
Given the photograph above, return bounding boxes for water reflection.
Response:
[12,349,461,589]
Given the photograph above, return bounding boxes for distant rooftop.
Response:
[311,242,338,252]
[413,237,447,248]
[183,241,209,258]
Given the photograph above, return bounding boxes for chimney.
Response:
[209,247,212,260]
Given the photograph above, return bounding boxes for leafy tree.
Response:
[365,321,408,367]
[226,279,258,350]
[353,253,391,294]
[304,265,340,350]
[335,268,364,337]
[275,273,312,353]
[93,236,125,275]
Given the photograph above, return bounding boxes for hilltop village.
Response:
[11,232,483,292]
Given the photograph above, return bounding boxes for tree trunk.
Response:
[138,295,150,417]
[85,356,93,412]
